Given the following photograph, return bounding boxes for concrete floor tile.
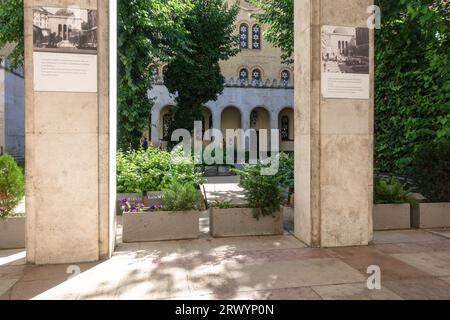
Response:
[0,265,26,280]
[440,277,450,285]
[169,287,322,300]
[373,230,446,244]
[21,262,99,282]
[384,278,450,300]
[334,250,431,281]
[312,283,402,300]
[0,250,26,266]
[7,279,67,300]
[187,258,366,296]
[390,251,450,277]
[0,279,19,297]
[427,229,450,239]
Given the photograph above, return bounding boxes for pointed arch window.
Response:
[281,116,290,141]
[239,24,249,49]
[239,68,249,82]
[281,70,290,82]
[252,69,262,81]
[252,25,261,49]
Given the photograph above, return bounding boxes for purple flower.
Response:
[121,198,128,204]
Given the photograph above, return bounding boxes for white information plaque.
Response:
[321,25,370,99]
[32,6,98,92]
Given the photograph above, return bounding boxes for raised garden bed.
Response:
[210,207,283,237]
[373,204,411,231]
[123,210,200,243]
[412,202,450,229]
[0,217,26,249]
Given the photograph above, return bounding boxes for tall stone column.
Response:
[150,108,160,147]
[25,0,114,264]
[294,0,374,247]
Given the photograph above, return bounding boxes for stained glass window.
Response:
[252,69,262,81]
[252,25,261,49]
[240,24,249,49]
[239,68,249,82]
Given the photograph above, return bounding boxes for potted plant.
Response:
[410,142,450,228]
[210,163,284,237]
[122,181,201,243]
[373,177,417,230]
[0,154,26,249]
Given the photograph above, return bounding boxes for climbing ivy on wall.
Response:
[374,0,450,176]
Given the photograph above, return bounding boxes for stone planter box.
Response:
[122,211,200,243]
[116,193,143,214]
[0,217,26,249]
[413,203,450,229]
[373,204,411,231]
[210,208,283,237]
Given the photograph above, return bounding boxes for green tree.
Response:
[0,0,192,150]
[164,0,239,146]
[118,0,192,150]
[0,0,24,69]
[248,0,294,64]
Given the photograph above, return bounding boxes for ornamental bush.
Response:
[374,176,417,207]
[116,147,204,193]
[0,154,25,219]
[233,163,285,219]
[162,181,200,212]
[410,142,450,203]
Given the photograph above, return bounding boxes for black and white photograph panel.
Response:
[33,6,98,54]
[321,25,369,75]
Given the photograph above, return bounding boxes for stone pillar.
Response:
[294,0,374,247]
[150,108,160,147]
[25,0,114,264]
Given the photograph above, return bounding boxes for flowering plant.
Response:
[121,198,145,213]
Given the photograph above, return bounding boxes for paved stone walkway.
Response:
[1,229,450,300]
[202,176,247,206]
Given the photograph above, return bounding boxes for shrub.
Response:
[162,181,200,211]
[0,154,25,219]
[116,147,204,193]
[410,142,450,202]
[233,163,284,219]
[374,176,417,207]
[277,152,294,194]
[211,199,234,209]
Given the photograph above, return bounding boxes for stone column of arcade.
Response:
[294,0,374,247]
[24,0,116,264]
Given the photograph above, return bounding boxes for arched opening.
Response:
[250,107,270,152]
[221,106,242,149]
[278,107,294,152]
[159,105,173,149]
[202,106,213,142]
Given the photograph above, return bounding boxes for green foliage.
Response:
[375,0,450,176]
[211,199,234,209]
[410,141,450,202]
[374,176,417,207]
[116,147,203,193]
[162,181,200,211]
[248,0,294,64]
[0,154,25,219]
[164,0,239,145]
[277,152,294,193]
[233,163,284,219]
[118,0,192,149]
[0,0,24,69]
